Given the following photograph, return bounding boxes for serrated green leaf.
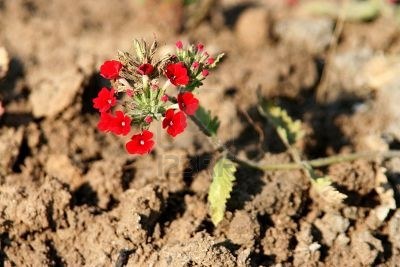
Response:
[193,106,220,136]
[208,157,236,226]
[258,100,304,146]
[312,176,347,204]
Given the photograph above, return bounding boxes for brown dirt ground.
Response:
[1,0,400,266]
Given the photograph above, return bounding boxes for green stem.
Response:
[188,116,400,172]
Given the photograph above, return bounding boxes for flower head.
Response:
[178,92,199,115]
[202,69,209,77]
[165,63,189,86]
[93,87,116,112]
[109,111,131,136]
[207,58,215,65]
[162,109,187,137]
[126,130,155,155]
[137,63,154,76]
[100,60,123,80]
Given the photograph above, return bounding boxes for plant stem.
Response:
[189,115,400,171]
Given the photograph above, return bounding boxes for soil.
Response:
[1,0,400,266]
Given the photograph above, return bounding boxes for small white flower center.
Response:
[107,99,112,104]
[140,140,145,145]
[121,121,125,126]
[169,121,173,126]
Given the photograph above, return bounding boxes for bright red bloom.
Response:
[125,130,155,155]
[165,63,189,86]
[202,69,209,77]
[93,87,116,112]
[207,57,215,65]
[176,40,183,49]
[97,112,113,132]
[100,60,123,80]
[137,63,154,76]
[178,92,199,115]
[109,111,131,136]
[144,116,153,124]
[162,109,187,137]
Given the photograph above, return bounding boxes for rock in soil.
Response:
[29,67,85,118]
[235,8,270,49]
[274,17,333,54]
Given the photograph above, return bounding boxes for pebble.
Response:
[235,8,269,49]
[274,17,333,54]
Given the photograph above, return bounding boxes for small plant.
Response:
[93,39,400,226]
[93,39,223,154]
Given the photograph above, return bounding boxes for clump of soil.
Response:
[1,0,400,266]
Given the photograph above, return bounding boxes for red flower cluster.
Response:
[93,40,221,156]
[100,60,123,80]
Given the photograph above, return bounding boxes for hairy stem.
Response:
[189,115,400,171]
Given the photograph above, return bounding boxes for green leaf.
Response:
[312,176,347,204]
[258,100,304,146]
[193,106,220,136]
[208,157,237,226]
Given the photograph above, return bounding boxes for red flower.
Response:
[165,63,189,86]
[93,87,116,112]
[176,40,183,49]
[110,111,131,136]
[202,69,209,77]
[137,63,154,76]
[207,58,215,65]
[178,92,199,115]
[97,112,113,132]
[162,109,187,137]
[125,130,155,155]
[100,60,123,80]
